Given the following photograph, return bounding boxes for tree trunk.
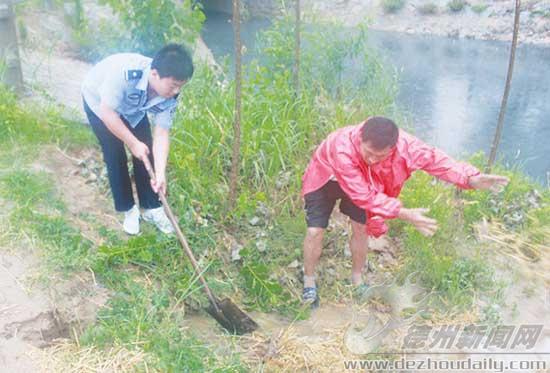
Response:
[0,0,24,92]
[486,0,521,172]
[293,0,300,96]
[229,0,242,208]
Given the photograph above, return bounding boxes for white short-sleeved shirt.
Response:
[81,53,178,130]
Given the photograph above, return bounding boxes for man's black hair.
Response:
[151,44,194,81]
[361,116,399,150]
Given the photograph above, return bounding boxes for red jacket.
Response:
[301,124,480,237]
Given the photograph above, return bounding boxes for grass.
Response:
[0,87,94,149]
[388,152,549,316]
[166,18,398,317]
[78,274,238,372]
[471,3,489,14]
[2,8,549,370]
[389,171,498,311]
[0,85,242,369]
[0,155,243,371]
[0,170,61,208]
[448,0,467,12]
[0,169,96,274]
[417,2,439,14]
[530,9,550,18]
[382,0,406,13]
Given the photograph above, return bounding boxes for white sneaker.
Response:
[123,205,140,235]
[142,207,174,234]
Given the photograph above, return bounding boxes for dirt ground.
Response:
[0,253,110,372]
[30,146,122,242]
[0,148,115,372]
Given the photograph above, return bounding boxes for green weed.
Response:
[97,0,204,57]
[0,170,61,209]
[417,2,439,14]
[0,169,96,274]
[79,277,235,372]
[382,0,406,13]
[448,0,467,12]
[471,3,488,13]
[530,9,550,18]
[391,171,496,309]
[0,85,94,148]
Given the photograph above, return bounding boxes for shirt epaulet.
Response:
[125,70,143,81]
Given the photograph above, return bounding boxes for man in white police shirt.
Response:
[81,44,193,235]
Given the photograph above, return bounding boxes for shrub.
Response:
[471,3,488,13]
[73,0,205,59]
[417,2,439,14]
[382,0,406,13]
[448,0,467,12]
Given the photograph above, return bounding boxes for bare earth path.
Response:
[0,146,118,372]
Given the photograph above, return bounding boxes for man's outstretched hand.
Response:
[396,174,508,237]
[398,208,438,237]
[468,174,510,193]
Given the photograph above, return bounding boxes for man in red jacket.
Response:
[301,116,509,307]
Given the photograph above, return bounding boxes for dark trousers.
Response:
[83,100,160,212]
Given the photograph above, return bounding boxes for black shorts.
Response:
[304,180,366,228]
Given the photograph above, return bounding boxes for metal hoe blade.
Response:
[206,297,259,335]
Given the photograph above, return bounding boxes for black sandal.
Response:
[302,287,320,308]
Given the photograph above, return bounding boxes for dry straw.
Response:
[475,217,549,283]
[475,218,547,264]
[242,325,351,372]
[31,340,157,373]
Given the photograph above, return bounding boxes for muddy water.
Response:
[184,302,378,371]
[185,303,365,344]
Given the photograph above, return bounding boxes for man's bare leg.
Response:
[350,220,369,286]
[303,227,324,288]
